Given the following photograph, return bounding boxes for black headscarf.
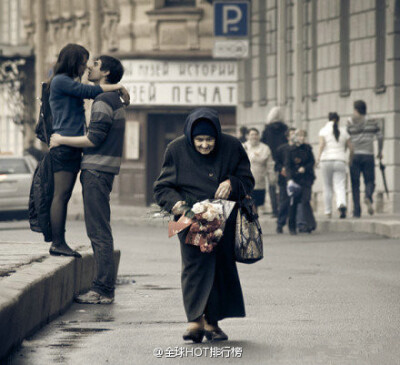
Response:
[183,108,222,153]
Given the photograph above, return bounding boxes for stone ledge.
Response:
[0,250,120,360]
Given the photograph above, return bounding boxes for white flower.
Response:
[212,204,223,215]
[204,209,219,221]
[192,202,206,214]
[214,229,223,238]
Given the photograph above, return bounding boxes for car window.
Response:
[0,159,30,174]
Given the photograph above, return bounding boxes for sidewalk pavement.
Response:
[1,201,399,359]
[68,199,400,238]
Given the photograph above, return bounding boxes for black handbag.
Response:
[234,188,264,264]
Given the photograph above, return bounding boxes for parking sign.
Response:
[214,1,249,37]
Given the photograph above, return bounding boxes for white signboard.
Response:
[213,39,249,59]
[121,60,237,106]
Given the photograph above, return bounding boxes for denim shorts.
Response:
[50,145,82,174]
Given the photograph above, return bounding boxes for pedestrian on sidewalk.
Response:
[347,100,384,217]
[317,112,354,219]
[243,128,272,214]
[275,127,296,233]
[261,106,289,217]
[50,55,127,304]
[154,108,254,343]
[237,125,248,143]
[48,44,129,258]
[285,129,316,234]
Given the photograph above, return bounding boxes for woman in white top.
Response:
[317,112,354,218]
[243,128,272,211]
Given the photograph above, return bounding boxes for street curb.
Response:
[0,250,120,360]
[68,212,400,239]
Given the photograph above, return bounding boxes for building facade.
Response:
[237,0,400,214]
[23,0,236,205]
[0,0,33,156]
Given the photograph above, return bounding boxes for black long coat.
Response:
[153,108,254,323]
[29,152,53,242]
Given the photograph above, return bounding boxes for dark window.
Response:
[340,0,350,97]
[311,0,318,101]
[375,0,386,94]
[164,0,195,7]
[258,0,267,105]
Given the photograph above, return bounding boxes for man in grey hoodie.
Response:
[347,100,383,217]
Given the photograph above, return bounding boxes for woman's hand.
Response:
[172,201,187,215]
[50,133,62,149]
[214,179,232,199]
[119,86,131,106]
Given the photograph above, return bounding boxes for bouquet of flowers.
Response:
[169,199,236,253]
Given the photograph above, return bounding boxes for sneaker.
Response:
[364,198,374,215]
[276,226,283,234]
[338,205,347,219]
[75,290,114,304]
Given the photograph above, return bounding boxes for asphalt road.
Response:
[3,220,400,365]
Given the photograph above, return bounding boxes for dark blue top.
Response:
[49,74,103,136]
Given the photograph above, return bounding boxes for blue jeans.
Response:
[81,170,115,298]
[350,154,375,217]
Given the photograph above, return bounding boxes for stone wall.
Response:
[237,0,400,214]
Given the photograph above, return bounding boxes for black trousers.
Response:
[269,183,278,216]
[350,154,375,217]
[288,185,316,232]
[81,170,115,298]
[277,181,290,227]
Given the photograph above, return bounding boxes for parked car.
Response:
[0,155,37,212]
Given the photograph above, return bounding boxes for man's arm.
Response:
[50,134,95,149]
[376,127,384,159]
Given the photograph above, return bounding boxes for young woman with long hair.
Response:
[317,112,354,219]
[48,43,129,257]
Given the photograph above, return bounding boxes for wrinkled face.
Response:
[193,135,216,155]
[248,130,260,145]
[88,59,107,83]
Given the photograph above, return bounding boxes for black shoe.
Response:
[276,226,283,234]
[204,328,228,342]
[289,230,297,235]
[353,214,361,218]
[298,227,311,233]
[49,242,82,258]
[339,205,347,219]
[183,328,205,343]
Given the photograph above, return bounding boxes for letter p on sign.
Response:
[214,1,249,37]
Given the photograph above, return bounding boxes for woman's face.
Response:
[248,130,260,146]
[193,135,216,155]
[78,56,88,78]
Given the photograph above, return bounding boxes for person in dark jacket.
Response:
[48,44,129,258]
[285,129,316,234]
[154,107,254,343]
[275,127,296,233]
[261,106,289,217]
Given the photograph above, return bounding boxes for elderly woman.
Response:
[154,108,254,343]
